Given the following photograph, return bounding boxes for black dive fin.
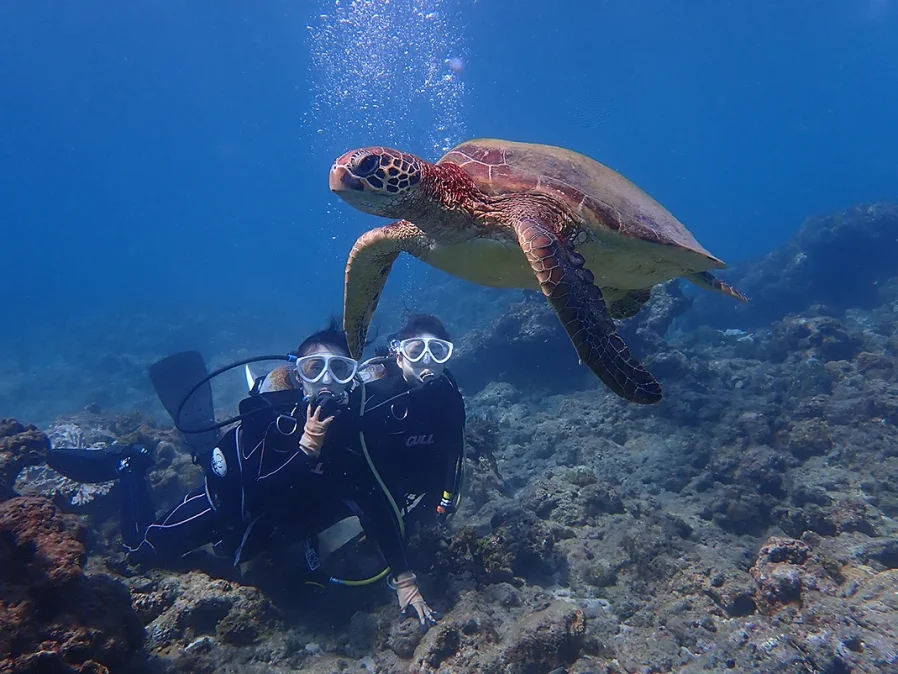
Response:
[46,446,131,483]
[149,351,221,464]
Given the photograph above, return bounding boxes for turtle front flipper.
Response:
[513,219,663,404]
[344,220,432,359]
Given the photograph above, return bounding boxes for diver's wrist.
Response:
[299,437,321,457]
[299,446,319,458]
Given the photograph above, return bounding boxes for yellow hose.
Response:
[329,566,391,587]
[358,381,406,538]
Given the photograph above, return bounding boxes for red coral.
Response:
[0,496,144,673]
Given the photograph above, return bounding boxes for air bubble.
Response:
[446,56,464,73]
[306,0,468,158]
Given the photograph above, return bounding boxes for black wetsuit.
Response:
[240,371,467,576]
[308,371,467,575]
[122,387,333,567]
[355,372,466,521]
[47,371,466,577]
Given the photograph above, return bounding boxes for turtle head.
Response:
[329,147,426,218]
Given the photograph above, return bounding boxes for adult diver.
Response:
[44,315,465,630]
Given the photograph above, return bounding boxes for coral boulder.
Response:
[0,496,144,673]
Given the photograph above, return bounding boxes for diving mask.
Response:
[294,354,359,385]
[392,337,454,364]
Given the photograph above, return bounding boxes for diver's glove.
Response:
[299,403,334,457]
[392,571,440,631]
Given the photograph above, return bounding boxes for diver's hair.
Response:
[295,316,351,357]
[393,314,451,342]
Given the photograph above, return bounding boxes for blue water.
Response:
[1,0,897,424]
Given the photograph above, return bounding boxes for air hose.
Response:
[319,380,405,587]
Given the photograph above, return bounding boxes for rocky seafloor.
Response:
[2,201,898,673]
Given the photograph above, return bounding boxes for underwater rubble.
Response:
[2,201,898,673]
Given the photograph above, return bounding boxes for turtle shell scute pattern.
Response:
[440,140,713,257]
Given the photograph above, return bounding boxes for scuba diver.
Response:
[45,323,354,568]
[353,313,465,525]
[44,315,466,630]
[248,313,466,628]
[325,313,465,627]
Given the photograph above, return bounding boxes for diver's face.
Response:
[294,344,357,401]
[396,332,447,387]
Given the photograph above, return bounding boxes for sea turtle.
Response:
[329,138,748,404]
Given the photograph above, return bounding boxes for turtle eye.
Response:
[355,154,379,176]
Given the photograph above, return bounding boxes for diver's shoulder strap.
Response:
[360,374,402,399]
[442,369,460,391]
[248,375,266,396]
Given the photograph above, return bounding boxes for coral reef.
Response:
[401,256,898,673]
[14,408,203,533]
[687,200,898,329]
[5,200,898,672]
[451,280,691,396]
[0,418,49,502]
[128,570,301,672]
[0,496,144,673]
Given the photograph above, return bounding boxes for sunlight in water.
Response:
[306,0,468,159]
[305,0,471,286]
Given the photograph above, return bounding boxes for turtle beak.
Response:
[330,165,395,217]
[329,165,364,193]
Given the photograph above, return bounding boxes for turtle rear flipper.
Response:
[686,271,750,303]
[514,218,663,404]
[607,288,652,320]
[344,220,433,359]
